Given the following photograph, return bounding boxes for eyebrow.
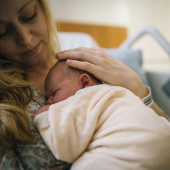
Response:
[17,0,34,14]
[0,1,34,24]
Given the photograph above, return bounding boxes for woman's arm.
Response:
[57,47,166,118]
[150,102,166,117]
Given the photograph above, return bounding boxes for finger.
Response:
[66,59,101,79]
[59,47,98,54]
[58,50,100,65]
[57,47,104,60]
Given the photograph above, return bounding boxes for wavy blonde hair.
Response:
[0,0,60,152]
[0,59,34,152]
[39,0,61,55]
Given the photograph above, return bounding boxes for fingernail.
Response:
[57,53,63,58]
[67,59,73,64]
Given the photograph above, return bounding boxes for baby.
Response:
[34,60,170,170]
[36,60,102,114]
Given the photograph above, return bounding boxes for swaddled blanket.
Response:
[34,84,170,170]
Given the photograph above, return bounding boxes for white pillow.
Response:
[58,32,99,51]
[104,48,149,85]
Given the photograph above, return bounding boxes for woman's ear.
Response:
[79,74,92,88]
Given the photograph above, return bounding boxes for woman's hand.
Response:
[57,47,148,98]
[57,47,166,118]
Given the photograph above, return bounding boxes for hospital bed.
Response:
[58,26,170,117]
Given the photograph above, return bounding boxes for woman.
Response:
[0,0,166,169]
[0,0,71,169]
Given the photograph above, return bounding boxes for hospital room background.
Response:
[49,0,170,116]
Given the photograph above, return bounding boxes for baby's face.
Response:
[46,76,81,104]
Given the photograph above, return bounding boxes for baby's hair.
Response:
[0,59,34,153]
[45,60,102,90]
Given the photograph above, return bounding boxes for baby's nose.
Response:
[47,96,53,105]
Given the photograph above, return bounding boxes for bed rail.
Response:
[119,26,170,56]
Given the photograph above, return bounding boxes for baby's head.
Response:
[45,60,102,104]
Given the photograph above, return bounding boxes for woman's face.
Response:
[0,0,49,67]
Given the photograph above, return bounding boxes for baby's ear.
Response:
[79,74,92,88]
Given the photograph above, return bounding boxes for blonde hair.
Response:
[0,104,33,151]
[39,0,61,55]
[0,59,34,152]
[0,0,60,152]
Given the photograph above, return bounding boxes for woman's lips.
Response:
[23,43,40,56]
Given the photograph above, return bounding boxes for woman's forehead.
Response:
[0,0,35,19]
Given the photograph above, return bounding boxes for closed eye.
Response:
[22,11,37,22]
[0,25,12,38]
[53,89,61,96]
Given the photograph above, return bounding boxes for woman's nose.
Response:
[15,25,32,46]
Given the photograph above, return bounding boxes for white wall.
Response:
[49,0,170,71]
[127,0,170,71]
[49,0,129,26]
